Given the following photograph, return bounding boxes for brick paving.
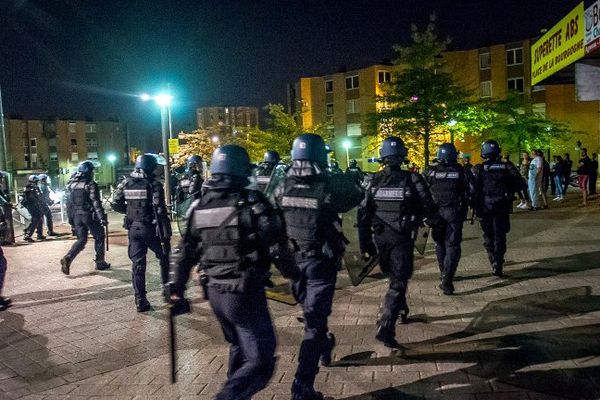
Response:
[1,196,599,400]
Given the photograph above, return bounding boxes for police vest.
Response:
[255,175,271,193]
[188,190,262,278]
[482,162,511,204]
[280,179,328,249]
[123,179,153,223]
[68,181,92,212]
[427,166,464,206]
[372,171,417,230]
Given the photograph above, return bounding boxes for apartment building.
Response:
[295,40,600,167]
[3,117,128,187]
[196,106,259,133]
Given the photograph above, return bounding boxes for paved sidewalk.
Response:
[1,197,599,400]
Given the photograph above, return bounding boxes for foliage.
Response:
[371,15,471,167]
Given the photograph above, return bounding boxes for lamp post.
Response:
[448,119,457,144]
[343,139,351,168]
[141,93,173,204]
[107,153,117,185]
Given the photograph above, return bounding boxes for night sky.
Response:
[0,0,585,149]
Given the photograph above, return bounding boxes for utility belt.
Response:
[203,267,268,294]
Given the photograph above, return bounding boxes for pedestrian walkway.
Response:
[1,197,599,399]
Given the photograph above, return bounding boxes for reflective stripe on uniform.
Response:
[124,189,148,200]
[281,196,319,209]
[256,176,270,184]
[374,187,406,201]
[192,206,238,229]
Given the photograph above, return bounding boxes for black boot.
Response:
[23,236,34,243]
[320,332,335,367]
[0,297,12,311]
[48,231,59,236]
[37,235,46,240]
[399,307,410,324]
[375,321,400,348]
[95,260,111,271]
[492,262,503,277]
[135,298,151,313]
[291,379,324,400]
[439,277,455,295]
[60,256,71,275]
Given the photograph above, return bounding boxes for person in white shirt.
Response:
[527,150,543,210]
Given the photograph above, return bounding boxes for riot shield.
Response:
[174,196,193,235]
[342,208,380,286]
[413,224,430,255]
[263,164,287,199]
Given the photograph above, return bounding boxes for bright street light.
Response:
[448,119,457,127]
[212,135,220,144]
[343,140,351,168]
[107,154,117,163]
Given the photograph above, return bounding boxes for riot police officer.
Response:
[273,133,363,400]
[328,160,344,175]
[38,174,58,236]
[0,197,10,311]
[255,150,280,192]
[22,175,44,242]
[112,154,171,312]
[358,137,438,348]
[61,161,110,274]
[345,159,364,184]
[426,143,472,295]
[170,144,299,400]
[176,155,204,202]
[472,140,524,277]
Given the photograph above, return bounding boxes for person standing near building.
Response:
[540,150,549,209]
[472,140,523,277]
[527,150,543,211]
[553,155,565,201]
[345,159,365,184]
[22,175,44,242]
[426,143,472,295]
[563,153,573,195]
[274,133,363,400]
[38,174,58,236]
[516,152,531,209]
[589,153,598,196]
[577,148,592,207]
[170,144,300,400]
[111,154,171,312]
[60,161,110,275]
[358,137,438,348]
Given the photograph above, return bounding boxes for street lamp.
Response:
[448,119,457,143]
[140,92,174,205]
[343,139,351,168]
[107,153,117,185]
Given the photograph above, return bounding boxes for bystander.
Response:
[577,148,592,207]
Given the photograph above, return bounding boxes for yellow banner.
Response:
[531,2,585,85]
[168,138,179,155]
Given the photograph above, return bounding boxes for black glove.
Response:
[170,297,191,316]
[424,215,440,228]
[360,241,378,260]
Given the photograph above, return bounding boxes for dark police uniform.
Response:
[39,176,57,236]
[61,166,109,274]
[358,137,437,348]
[171,144,299,400]
[176,170,203,202]
[255,162,276,193]
[273,134,363,400]
[112,164,171,312]
[426,158,472,294]
[472,141,523,276]
[22,176,44,241]
[0,200,11,311]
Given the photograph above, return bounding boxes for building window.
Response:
[31,154,38,168]
[506,48,523,66]
[24,154,29,163]
[378,71,391,84]
[87,152,98,160]
[86,138,98,148]
[480,81,492,98]
[71,152,79,162]
[326,103,334,115]
[507,77,524,93]
[533,85,546,92]
[48,138,57,147]
[30,138,37,148]
[479,53,491,70]
[50,152,58,162]
[68,122,77,133]
[325,80,333,93]
[347,123,362,137]
[345,75,359,90]
[85,123,97,133]
[346,99,360,114]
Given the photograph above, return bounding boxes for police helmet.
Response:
[291,133,328,166]
[481,140,501,159]
[210,144,251,177]
[28,174,39,183]
[263,150,280,165]
[436,143,458,163]
[349,159,358,168]
[78,160,95,174]
[135,154,159,174]
[379,136,407,159]
[186,155,203,171]
[37,173,48,182]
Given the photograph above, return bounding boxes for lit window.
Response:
[533,85,545,92]
[378,71,391,84]
[345,75,359,89]
[50,152,58,161]
[346,99,360,114]
[85,123,97,133]
[326,103,334,115]
[506,48,523,66]
[71,152,79,162]
[479,53,491,70]
[68,122,77,133]
[507,77,524,93]
[480,81,492,98]
[325,80,333,92]
[347,123,362,137]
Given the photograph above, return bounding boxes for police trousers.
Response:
[375,229,414,333]
[66,213,105,262]
[480,211,511,267]
[24,208,43,238]
[431,206,465,282]
[42,205,53,233]
[208,286,276,400]
[293,254,337,387]
[127,222,169,300]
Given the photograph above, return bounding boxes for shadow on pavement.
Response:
[333,286,600,400]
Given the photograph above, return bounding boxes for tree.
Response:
[371,15,470,167]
